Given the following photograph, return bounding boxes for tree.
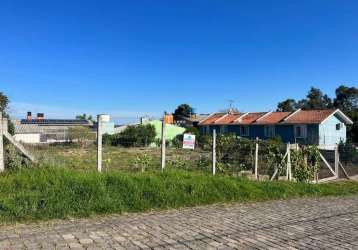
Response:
[0,92,9,116]
[174,104,195,119]
[276,85,357,142]
[0,92,14,134]
[334,85,358,112]
[277,99,297,112]
[68,127,96,147]
[334,85,358,142]
[304,87,333,110]
[276,87,333,111]
[111,124,156,147]
[75,113,93,121]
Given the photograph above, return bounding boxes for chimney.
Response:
[27,112,32,122]
[37,113,44,121]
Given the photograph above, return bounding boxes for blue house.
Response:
[198,109,353,148]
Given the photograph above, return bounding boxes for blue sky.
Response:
[1,0,357,123]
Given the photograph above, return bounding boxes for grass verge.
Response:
[0,167,358,223]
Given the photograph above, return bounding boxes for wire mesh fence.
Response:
[15,126,358,183]
[339,144,358,177]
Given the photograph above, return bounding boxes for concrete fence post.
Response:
[334,144,339,177]
[0,113,4,172]
[161,114,166,171]
[97,115,103,173]
[254,137,259,180]
[212,129,216,175]
[286,143,292,181]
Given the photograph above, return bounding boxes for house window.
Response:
[240,126,249,136]
[294,125,307,138]
[336,123,342,130]
[264,126,275,138]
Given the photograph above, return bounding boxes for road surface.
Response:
[0,196,358,249]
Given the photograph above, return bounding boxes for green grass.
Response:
[0,166,358,224]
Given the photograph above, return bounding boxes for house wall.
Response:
[199,114,347,147]
[200,124,321,145]
[319,114,346,146]
[14,133,41,143]
[275,125,294,143]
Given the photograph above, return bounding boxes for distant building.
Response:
[13,112,114,143]
[144,120,185,143]
[175,114,209,128]
[198,109,353,148]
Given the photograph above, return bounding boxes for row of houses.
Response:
[198,109,353,148]
[13,109,354,148]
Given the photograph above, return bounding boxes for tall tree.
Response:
[334,85,358,142]
[0,91,14,134]
[173,104,195,119]
[0,92,9,116]
[304,87,333,109]
[277,99,297,112]
[334,85,358,112]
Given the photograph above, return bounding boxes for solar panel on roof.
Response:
[20,119,90,125]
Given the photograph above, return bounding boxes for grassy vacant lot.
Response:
[32,145,212,173]
[0,144,356,224]
[0,166,358,223]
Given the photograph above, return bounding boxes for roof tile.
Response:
[255,112,291,124]
[283,109,335,124]
[234,112,266,124]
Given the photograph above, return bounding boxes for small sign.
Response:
[183,133,195,149]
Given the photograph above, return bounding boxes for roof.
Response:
[20,119,92,125]
[215,113,242,124]
[13,120,44,134]
[254,112,291,124]
[236,112,266,124]
[282,109,334,124]
[199,109,353,126]
[200,113,226,125]
[13,120,94,134]
[175,114,209,123]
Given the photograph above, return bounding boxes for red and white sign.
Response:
[183,134,195,149]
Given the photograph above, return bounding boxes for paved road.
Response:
[1,196,358,250]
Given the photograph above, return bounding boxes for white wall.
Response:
[14,133,41,144]
[319,114,346,146]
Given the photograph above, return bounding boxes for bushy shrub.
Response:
[133,153,153,172]
[4,144,31,170]
[171,134,183,148]
[68,127,95,147]
[291,146,320,182]
[102,133,113,146]
[110,124,156,147]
